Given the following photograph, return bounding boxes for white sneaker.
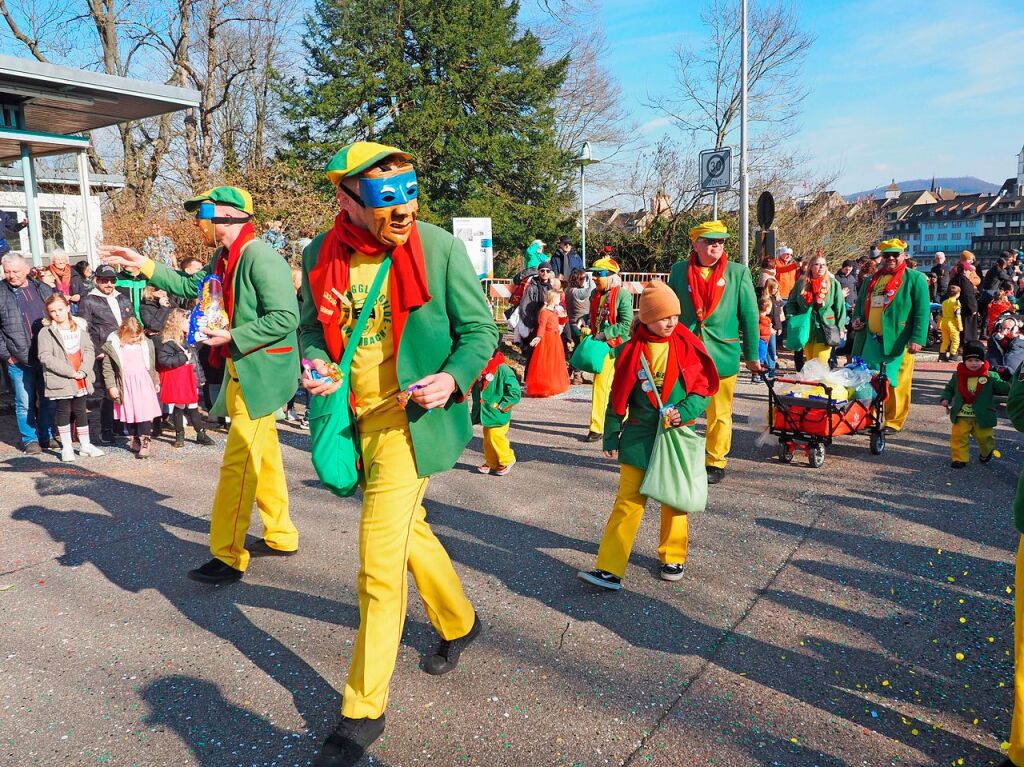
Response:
[78,444,105,458]
[60,445,77,462]
[285,408,298,422]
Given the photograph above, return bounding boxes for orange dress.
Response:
[525,308,570,397]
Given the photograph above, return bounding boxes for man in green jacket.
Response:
[299,141,498,767]
[100,186,301,583]
[850,237,930,431]
[667,219,761,484]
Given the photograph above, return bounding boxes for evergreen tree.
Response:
[281,0,574,257]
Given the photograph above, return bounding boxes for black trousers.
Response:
[55,396,88,428]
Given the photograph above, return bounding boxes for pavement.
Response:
[1,362,1021,767]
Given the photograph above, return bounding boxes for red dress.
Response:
[526,308,570,397]
[160,362,199,406]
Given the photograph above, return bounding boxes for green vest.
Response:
[471,363,521,428]
[785,275,847,345]
[667,259,760,379]
[146,238,300,420]
[299,221,499,478]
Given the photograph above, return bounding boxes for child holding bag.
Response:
[578,280,719,591]
[37,293,104,462]
[102,316,162,458]
[471,350,522,476]
[157,308,215,448]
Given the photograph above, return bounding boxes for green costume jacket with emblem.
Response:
[785,275,847,346]
[1007,363,1024,532]
[592,288,634,343]
[144,238,300,420]
[851,268,930,361]
[667,260,759,379]
[602,348,710,470]
[941,370,1009,429]
[299,221,498,478]
[471,363,521,428]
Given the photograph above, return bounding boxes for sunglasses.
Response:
[538,268,552,273]
[591,270,611,278]
[698,237,724,245]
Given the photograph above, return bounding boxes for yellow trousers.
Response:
[1010,536,1024,766]
[209,370,297,571]
[950,417,994,462]
[803,341,833,368]
[939,322,961,356]
[341,426,475,720]
[705,374,738,469]
[482,422,515,469]
[589,353,615,434]
[595,463,689,578]
[884,352,916,432]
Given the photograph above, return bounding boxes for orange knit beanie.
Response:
[638,279,681,324]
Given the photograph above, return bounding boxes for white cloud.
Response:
[640,116,672,134]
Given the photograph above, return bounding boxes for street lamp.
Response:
[574,141,600,268]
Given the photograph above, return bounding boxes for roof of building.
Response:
[0,166,124,190]
[904,195,996,221]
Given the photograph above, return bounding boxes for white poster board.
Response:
[453,217,493,279]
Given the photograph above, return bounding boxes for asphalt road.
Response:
[1,365,1020,767]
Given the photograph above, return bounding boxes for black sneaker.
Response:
[706,466,725,484]
[423,613,481,675]
[577,569,623,591]
[314,715,386,767]
[980,452,993,463]
[660,563,685,581]
[99,433,116,446]
[39,436,52,450]
[23,441,41,455]
[249,539,297,557]
[187,558,243,584]
[195,430,215,446]
[951,460,967,469]
[584,431,603,442]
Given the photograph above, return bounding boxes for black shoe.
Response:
[187,558,243,584]
[577,569,623,591]
[706,466,725,484]
[195,430,215,446]
[951,460,967,469]
[173,432,185,448]
[584,431,602,442]
[423,613,481,675]
[938,353,948,362]
[315,715,386,767]
[249,538,297,557]
[99,433,116,446]
[39,437,52,450]
[980,452,994,463]
[660,563,685,581]
[23,441,41,455]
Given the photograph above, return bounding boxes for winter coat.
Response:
[101,334,159,398]
[139,298,173,337]
[0,278,53,365]
[521,276,563,332]
[786,275,847,346]
[987,336,1024,376]
[156,337,190,371]
[941,370,1009,429]
[78,289,135,356]
[471,363,521,428]
[37,316,96,397]
[949,265,979,315]
[551,248,584,279]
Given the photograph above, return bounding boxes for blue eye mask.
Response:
[357,170,419,209]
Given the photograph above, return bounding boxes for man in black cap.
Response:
[551,236,584,280]
[78,264,136,444]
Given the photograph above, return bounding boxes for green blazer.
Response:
[144,238,300,420]
[785,275,847,346]
[603,355,710,470]
[1007,364,1024,532]
[299,221,499,478]
[851,268,930,362]
[941,371,1009,429]
[471,363,521,428]
[591,288,634,343]
[668,259,759,379]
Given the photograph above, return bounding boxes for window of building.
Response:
[39,210,64,251]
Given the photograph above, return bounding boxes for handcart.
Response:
[765,365,889,468]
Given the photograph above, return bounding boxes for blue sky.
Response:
[600,0,1024,194]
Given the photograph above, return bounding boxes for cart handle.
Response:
[771,377,833,389]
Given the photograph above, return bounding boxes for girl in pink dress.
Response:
[101,316,162,458]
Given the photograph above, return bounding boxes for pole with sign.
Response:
[699,147,732,221]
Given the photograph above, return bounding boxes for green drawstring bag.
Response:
[784,308,812,351]
[308,257,391,497]
[636,355,708,514]
[569,334,611,374]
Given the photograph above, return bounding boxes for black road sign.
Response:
[757,191,775,229]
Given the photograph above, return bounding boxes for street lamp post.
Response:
[575,141,600,268]
[739,0,750,266]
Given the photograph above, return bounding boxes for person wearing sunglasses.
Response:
[849,237,930,432]
[667,220,761,484]
[518,260,562,369]
[584,256,634,441]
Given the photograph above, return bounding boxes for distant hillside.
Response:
[845,176,1001,201]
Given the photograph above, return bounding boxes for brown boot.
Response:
[137,435,151,459]
[129,436,141,453]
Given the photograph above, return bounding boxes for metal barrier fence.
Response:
[482,272,670,321]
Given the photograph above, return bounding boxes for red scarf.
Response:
[49,262,71,295]
[687,250,728,322]
[610,323,719,417]
[477,352,506,392]
[308,212,431,363]
[956,361,989,405]
[589,286,620,334]
[865,261,907,311]
[802,275,829,306]
[208,222,256,365]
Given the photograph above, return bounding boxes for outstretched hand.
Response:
[98,245,146,270]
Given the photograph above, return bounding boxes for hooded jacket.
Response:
[37,316,96,397]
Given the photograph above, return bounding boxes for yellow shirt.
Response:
[941,296,963,330]
[645,341,669,393]
[343,253,405,432]
[867,274,893,336]
[958,377,978,419]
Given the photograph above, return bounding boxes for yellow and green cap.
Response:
[183,186,254,215]
[689,220,729,243]
[878,238,908,253]
[324,141,414,186]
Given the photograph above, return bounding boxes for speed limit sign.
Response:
[699,148,732,191]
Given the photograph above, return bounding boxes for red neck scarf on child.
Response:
[687,249,728,322]
[802,274,829,306]
[610,323,719,417]
[308,211,431,363]
[866,261,907,311]
[478,352,506,392]
[956,361,990,405]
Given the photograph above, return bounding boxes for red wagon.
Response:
[765,367,889,468]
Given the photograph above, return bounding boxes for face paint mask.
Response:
[352,169,419,209]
